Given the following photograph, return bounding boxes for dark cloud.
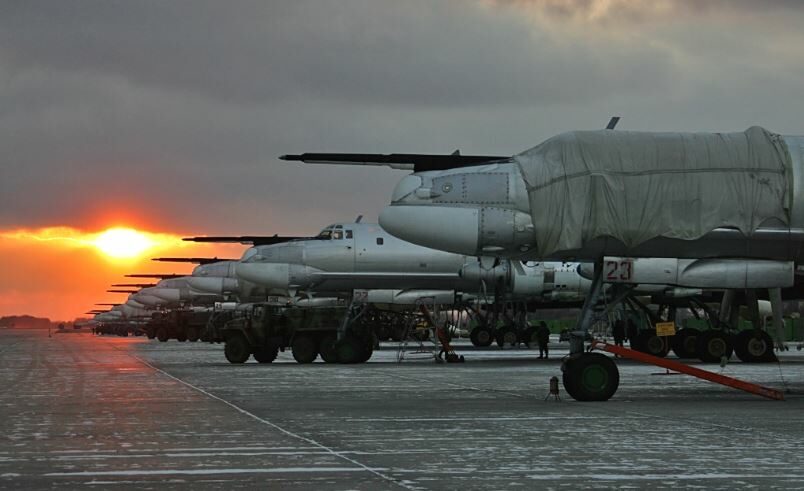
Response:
[1,0,803,234]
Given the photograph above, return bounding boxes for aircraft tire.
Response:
[696,330,733,363]
[469,326,494,347]
[734,329,776,363]
[186,328,200,342]
[671,328,699,359]
[253,345,279,364]
[635,330,669,358]
[319,334,339,363]
[496,325,518,349]
[561,353,619,402]
[291,335,318,364]
[224,335,251,364]
[156,327,169,343]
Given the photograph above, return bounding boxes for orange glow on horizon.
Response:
[0,226,247,321]
[0,226,186,261]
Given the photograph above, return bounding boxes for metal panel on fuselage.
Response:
[353,223,466,274]
[301,230,355,272]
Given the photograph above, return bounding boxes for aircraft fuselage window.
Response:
[376,237,384,245]
[345,230,353,239]
[333,231,343,240]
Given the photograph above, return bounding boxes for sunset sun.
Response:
[93,228,155,259]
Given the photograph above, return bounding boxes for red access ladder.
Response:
[589,340,785,401]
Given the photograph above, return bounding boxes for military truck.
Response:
[217,303,374,364]
[145,309,212,342]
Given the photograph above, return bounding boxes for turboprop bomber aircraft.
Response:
[287,121,804,401]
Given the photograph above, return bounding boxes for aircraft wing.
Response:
[280,153,510,172]
[152,257,236,265]
[183,235,308,246]
[125,274,183,279]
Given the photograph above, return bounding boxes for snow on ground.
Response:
[2,329,804,489]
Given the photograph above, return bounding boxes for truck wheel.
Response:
[224,335,251,364]
[336,335,363,364]
[292,335,318,364]
[186,328,199,342]
[176,333,187,342]
[253,345,279,363]
[319,335,339,363]
[357,335,374,363]
[156,327,169,342]
[146,330,156,340]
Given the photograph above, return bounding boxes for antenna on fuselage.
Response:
[605,116,621,130]
[355,215,363,223]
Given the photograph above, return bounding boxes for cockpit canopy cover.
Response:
[515,126,792,256]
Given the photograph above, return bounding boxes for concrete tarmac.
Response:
[3,329,804,490]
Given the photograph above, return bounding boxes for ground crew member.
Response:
[626,318,638,346]
[612,319,625,348]
[536,321,550,359]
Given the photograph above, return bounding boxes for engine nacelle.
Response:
[354,289,458,305]
[579,257,794,289]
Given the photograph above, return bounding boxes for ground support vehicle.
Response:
[216,303,374,364]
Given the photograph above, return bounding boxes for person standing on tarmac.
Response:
[612,319,626,348]
[536,321,551,359]
[626,318,638,347]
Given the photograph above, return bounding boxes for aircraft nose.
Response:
[187,276,239,295]
[149,287,182,302]
[379,205,480,256]
[235,262,291,289]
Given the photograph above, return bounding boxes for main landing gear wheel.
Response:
[634,330,669,358]
[291,335,318,364]
[562,353,619,402]
[224,335,251,364]
[734,329,777,363]
[496,325,518,349]
[319,334,339,363]
[253,344,279,364]
[470,326,494,347]
[696,330,733,363]
[671,328,699,359]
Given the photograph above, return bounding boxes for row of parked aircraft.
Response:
[91,118,804,401]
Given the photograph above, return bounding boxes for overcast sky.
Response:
[4,0,804,320]
[3,0,804,236]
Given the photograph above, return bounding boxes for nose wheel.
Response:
[561,353,620,401]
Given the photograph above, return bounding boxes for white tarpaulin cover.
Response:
[515,126,792,257]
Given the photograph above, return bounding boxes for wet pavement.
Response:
[2,328,804,489]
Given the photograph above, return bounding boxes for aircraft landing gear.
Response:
[561,353,620,402]
[696,329,733,363]
[561,261,621,401]
[734,329,776,363]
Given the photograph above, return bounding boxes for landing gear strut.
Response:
[561,262,621,401]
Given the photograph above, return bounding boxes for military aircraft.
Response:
[182,220,702,348]
[286,121,803,400]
